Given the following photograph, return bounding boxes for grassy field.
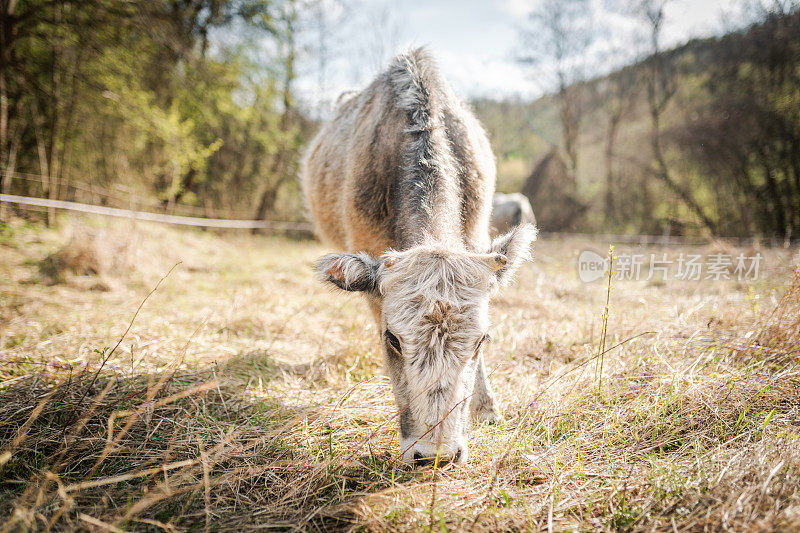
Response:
[1,216,799,531]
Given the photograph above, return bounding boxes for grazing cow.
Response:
[301,48,537,466]
[491,192,537,236]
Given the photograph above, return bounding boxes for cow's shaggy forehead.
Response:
[379,246,493,362]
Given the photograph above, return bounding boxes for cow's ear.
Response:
[316,253,382,293]
[489,223,538,286]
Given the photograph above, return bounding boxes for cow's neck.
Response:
[395,173,463,251]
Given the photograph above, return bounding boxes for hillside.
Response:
[473,9,800,239]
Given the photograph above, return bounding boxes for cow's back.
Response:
[300,48,495,256]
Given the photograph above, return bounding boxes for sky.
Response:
[293,0,750,109]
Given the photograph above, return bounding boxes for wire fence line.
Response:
[1,191,796,248]
[535,231,796,248]
[1,170,254,220]
[0,194,314,232]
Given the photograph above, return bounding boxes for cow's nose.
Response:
[411,445,466,467]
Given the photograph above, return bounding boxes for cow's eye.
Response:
[385,330,402,354]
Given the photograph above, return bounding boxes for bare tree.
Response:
[677,1,800,238]
[602,64,638,223]
[0,0,23,220]
[519,0,595,189]
[347,3,404,85]
[594,3,644,226]
[313,1,331,115]
[253,0,301,229]
[307,0,352,117]
[631,0,718,233]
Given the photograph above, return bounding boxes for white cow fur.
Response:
[303,49,538,465]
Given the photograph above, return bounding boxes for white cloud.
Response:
[434,49,542,99]
[501,0,537,18]
[661,0,727,47]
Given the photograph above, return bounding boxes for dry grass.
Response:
[1,215,799,531]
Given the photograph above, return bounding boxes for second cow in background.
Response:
[491,192,537,236]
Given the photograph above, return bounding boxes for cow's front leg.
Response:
[471,352,502,424]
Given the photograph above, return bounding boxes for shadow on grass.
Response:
[0,349,423,531]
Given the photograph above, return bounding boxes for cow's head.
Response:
[316,224,537,465]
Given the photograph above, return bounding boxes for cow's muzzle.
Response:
[401,437,468,467]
